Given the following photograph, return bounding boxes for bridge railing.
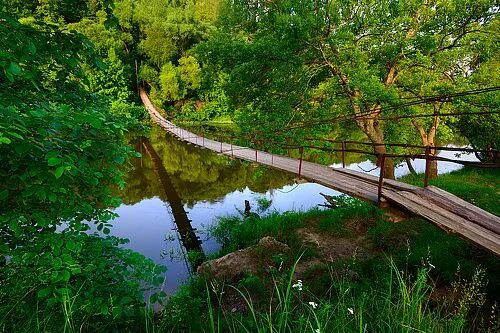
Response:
[143,89,499,205]
[177,128,500,204]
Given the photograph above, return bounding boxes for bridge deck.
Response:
[140,89,500,255]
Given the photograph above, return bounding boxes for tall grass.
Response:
[201,258,469,333]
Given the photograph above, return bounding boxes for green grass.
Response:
[195,198,498,333]
[2,182,498,332]
[158,257,482,333]
[399,167,500,215]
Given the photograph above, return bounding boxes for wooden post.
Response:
[231,143,233,157]
[255,147,258,162]
[341,141,346,168]
[220,140,223,153]
[424,146,431,188]
[377,154,385,206]
[298,146,304,178]
[202,134,205,147]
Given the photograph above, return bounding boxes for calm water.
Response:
[109,127,340,293]
[108,126,476,293]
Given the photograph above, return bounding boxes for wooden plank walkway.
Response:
[140,89,500,255]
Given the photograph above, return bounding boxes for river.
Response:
[107,126,477,293]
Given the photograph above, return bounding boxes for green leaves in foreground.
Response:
[0,10,167,333]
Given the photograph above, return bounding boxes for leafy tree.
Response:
[130,0,217,107]
[160,62,182,101]
[0,12,163,330]
[198,0,499,178]
[179,55,202,91]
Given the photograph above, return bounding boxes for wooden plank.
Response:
[334,167,421,192]
[384,190,500,255]
[426,185,499,220]
[423,186,500,234]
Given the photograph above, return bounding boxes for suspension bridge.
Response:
[140,88,500,255]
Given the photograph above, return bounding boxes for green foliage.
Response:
[196,0,500,152]
[0,10,165,332]
[160,62,182,101]
[156,56,202,103]
[1,233,166,332]
[158,257,483,333]
[179,55,202,91]
[211,210,308,254]
[131,0,217,107]
[256,196,272,212]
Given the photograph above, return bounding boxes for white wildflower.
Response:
[292,280,303,291]
[315,329,320,333]
[348,308,354,315]
[429,263,435,269]
[308,301,318,309]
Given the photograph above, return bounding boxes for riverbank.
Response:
[153,168,499,332]
[2,167,498,333]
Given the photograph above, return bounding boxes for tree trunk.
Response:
[352,104,395,180]
[428,159,438,179]
[411,103,440,179]
[405,157,417,175]
[373,143,395,179]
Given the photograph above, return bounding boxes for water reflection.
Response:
[109,125,476,293]
[141,138,204,268]
[110,127,341,293]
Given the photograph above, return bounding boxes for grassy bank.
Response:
[2,169,498,333]
[156,196,499,332]
[157,166,499,332]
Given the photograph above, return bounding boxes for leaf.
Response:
[28,40,37,55]
[14,142,30,155]
[103,227,110,235]
[65,239,76,251]
[112,306,123,318]
[89,118,102,129]
[7,131,23,140]
[0,190,8,201]
[70,267,82,274]
[48,157,62,166]
[48,193,57,202]
[54,166,65,179]
[37,288,52,298]
[61,270,71,282]
[120,296,133,305]
[0,137,11,144]
[30,109,47,117]
[95,58,108,70]
[53,257,62,268]
[46,151,60,159]
[8,62,21,75]
[4,70,14,83]
[114,155,125,164]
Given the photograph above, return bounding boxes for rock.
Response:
[197,236,290,281]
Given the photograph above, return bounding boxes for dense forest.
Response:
[1,0,499,332]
